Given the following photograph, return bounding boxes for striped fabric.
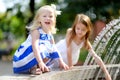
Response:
[13,28,60,73]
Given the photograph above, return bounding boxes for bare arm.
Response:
[88,42,111,80]
[67,45,73,67]
[66,28,73,67]
[31,30,49,72]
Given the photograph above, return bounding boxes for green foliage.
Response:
[0,0,120,38]
[79,48,88,62]
[10,16,26,37]
[56,0,120,33]
[0,0,120,60]
[0,29,4,40]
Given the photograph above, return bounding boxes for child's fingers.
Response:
[44,66,50,72]
[65,65,69,70]
[41,66,50,72]
[40,67,45,72]
[61,64,69,70]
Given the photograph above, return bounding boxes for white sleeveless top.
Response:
[56,39,84,65]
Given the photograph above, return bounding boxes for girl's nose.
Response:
[79,29,82,33]
[46,16,50,20]
[46,17,49,19]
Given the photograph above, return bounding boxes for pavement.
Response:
[0,60,89,80]
[0,60,13,76]
[0,60,120,80]
[0,60,33,80]
[0,61,100,80]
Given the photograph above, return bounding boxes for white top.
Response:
[56,39,84,65]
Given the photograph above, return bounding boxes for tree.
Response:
[56,0,120,33]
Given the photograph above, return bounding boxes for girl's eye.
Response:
[49,16,53,18]
[43,15,46,17]
[81,29,85,31]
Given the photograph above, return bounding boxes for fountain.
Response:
[84,17,120,80]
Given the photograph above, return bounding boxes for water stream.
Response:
[84,17,120,80]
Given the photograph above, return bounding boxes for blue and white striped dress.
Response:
[13,28,60,73]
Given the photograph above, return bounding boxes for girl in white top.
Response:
[56,14,111,80]
[13,4,69,75]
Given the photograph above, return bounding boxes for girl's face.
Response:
[75,22,88,39]
[39,10,55,33]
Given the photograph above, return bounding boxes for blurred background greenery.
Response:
[0,0,120,62]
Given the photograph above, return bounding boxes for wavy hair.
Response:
[68,14,92,49]
[26,4,61,34]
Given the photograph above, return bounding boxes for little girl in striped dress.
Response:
[13,4,69,75]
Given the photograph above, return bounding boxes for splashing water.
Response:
[84,17,120,80]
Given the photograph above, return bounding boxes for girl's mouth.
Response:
[45,22,50,25]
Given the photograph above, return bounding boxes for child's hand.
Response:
[69,65,74,69]
[38,61,50,72]
[59,61,69,70]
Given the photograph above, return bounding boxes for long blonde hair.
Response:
[68,14,92,49]
[26,4,61,34]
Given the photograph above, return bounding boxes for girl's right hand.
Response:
[38,61,50,72]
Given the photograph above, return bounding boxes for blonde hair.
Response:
[68,14,92,49]
[26,4,61,34]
